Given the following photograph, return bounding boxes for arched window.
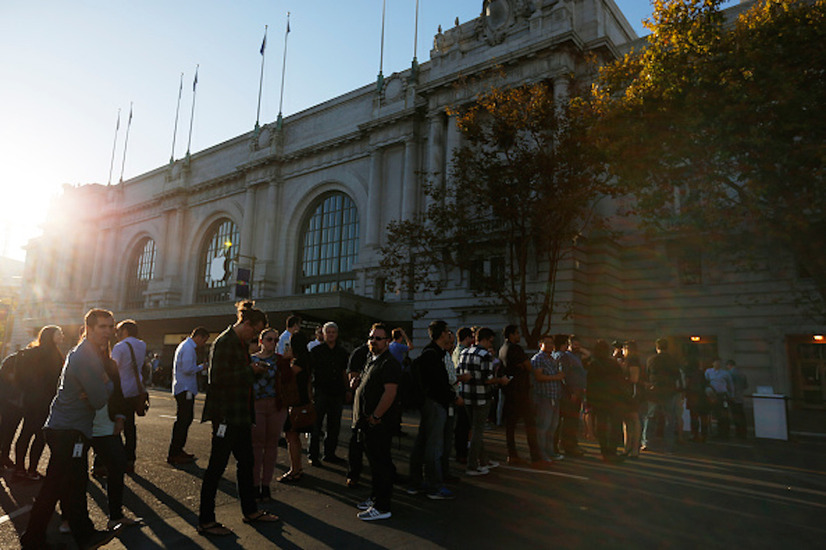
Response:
[125,238,156,309]
[197,219,239,303]
[299,192,359,294]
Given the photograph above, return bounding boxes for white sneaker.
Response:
[357,506,392,521]
[357,498,374,511]
[551,454,565,461]
[483,460,500,469]
[465,466,490,476]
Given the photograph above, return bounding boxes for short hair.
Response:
[655,337,669,351]
[553,334,569,349]
[476,327,495,343]
[539,334,553,344]
[457,327,473,342]
[726,359,736,367]
[116,319,139,337]
[392,328,403,340]
[236,301,268,327]
[428,320,448,341]
[503,325,519,339]
[85,308,113,329]
[259,327,277,340]
[286,315,302,329]
[370,322,390,338]
[191,326,210,339]
[323,321,338,332]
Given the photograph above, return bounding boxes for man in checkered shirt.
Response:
[531,335,567,462]
[457,327,510,476]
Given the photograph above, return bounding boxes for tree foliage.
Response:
[591,0,826,314]
[381,82,612,347]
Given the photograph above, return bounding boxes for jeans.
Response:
[21,429,95,549]
[251,398,288,486]
[642,393,681,452]
[504,390,542,461]
[309,391,344,460]
[15,403,49,472]
[467,402,491,470]
[168,391,195,458]
[91,434,127,520]
[593,404,620,457]
[409,398,446,490]
[534,396,560,460]
[556,392,582,453]
[123,410,137,463]
[363,421,394,512]
[199,422,257,524]
[454,404,469,460]
[441,406,456,477]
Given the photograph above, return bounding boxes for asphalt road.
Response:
[1,389,824,549]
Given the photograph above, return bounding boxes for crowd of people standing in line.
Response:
[0,302,750,546]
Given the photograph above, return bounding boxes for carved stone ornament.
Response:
[482,0,538,45]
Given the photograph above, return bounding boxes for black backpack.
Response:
[0,348,33,405]
[398,351,427,411]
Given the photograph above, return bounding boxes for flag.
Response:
[260,32,267,55]
[193,67,199,91]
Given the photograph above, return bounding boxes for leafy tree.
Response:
[591,0,826,315]
[380,82,612,347]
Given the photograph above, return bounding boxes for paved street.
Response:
[1,389,824,549]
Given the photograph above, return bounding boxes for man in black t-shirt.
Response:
[353,323,401,521]
[499,325,545,468]
[309,321,349,466]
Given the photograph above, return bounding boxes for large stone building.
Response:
[13,0,825,434]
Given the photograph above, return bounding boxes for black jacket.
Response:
[311,342,349,395]
[418,341,456,409]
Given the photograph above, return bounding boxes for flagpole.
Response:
[411,0,420,78]
[186,64,199,159]
[276,13,290,130]
[108,108,120,186]
[255,25,268,132]
[170,72,184,163]
[377,0,386,92]
[119,102,133,183]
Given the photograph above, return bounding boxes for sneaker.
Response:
[405,485,421,496]
[482,460,500,469]
[357,507,392,521]
[81,528,118,549]
[427,487,456,500]
[465,466,490,476]
[551,454,565,461]
[357,498,375,511]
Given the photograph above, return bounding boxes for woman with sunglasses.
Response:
[250,328,290,501]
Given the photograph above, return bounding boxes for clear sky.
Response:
[0,1,731,261]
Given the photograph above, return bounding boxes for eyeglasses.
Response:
[368,336,388,341]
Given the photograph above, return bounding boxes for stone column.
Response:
[426,113,445,211]
[402,136,419,220]
[553,77,570,107]
[260,181,278,265]
[365,148,384,247]
[444,114,461,188]
[239,185,256,268]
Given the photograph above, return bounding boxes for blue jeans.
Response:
[534,396,560,460]
[642,393,681,452]
[409,397,446,489]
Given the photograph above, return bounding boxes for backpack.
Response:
[0,348,34,406]
[398,351,427,411]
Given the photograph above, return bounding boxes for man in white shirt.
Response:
[111,319,147,471]
[167,327,209,464]
[307,325,324,351]
[277,315,302,355]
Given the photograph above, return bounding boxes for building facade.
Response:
[13,0,825,433]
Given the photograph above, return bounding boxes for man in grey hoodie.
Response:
[21,308,119,550]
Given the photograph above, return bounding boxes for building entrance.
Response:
[787,336,826,410]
